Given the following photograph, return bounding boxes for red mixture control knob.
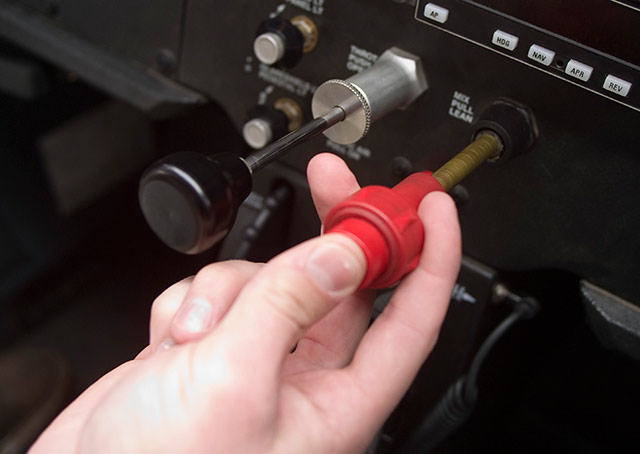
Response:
[324,171,444,289]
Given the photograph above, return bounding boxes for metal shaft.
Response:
[244,106,344,172]
[432,132,502,191]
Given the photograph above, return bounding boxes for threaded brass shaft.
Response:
[432,133,502,191]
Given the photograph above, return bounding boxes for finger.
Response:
[307,153,360,223]
[290,289,374,370]
[346,192,461,420]
[169,261,262,344]
[288,153,367,369]
[149,277,193,351]
[204,233,367,381]
[135,345,152,360]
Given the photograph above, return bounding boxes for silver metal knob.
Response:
[253,32,286,65]
[312,47,428,144]
[243,118,273,149]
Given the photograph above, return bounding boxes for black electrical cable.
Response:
[400,299,536,453]
[463,305,528,402]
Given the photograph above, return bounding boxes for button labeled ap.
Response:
[424,3,449,24]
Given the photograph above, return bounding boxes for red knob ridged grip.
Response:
[324,171,444,289]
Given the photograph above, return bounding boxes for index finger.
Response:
[307,153,360,222]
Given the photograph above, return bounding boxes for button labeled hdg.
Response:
[492,30,519,51]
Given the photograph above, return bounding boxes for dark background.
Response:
[0,0,639,452]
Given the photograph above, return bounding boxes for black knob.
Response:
[139,152,252,254]
[472,98,537,165]
[254,17,304,68]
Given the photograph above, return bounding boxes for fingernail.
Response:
[174,297,215,333]
[156,338,175,352]
[305,240,365,294]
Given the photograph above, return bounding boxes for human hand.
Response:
[30,153,461,453]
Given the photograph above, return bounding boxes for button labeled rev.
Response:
[424,3,449,24]
[527,44,555,66]
[565,59,593,82]
[492,30,519,51]
[603,75,632,97]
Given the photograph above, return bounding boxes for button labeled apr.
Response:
[565,59,593,82]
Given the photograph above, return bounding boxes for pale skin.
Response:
[30,153,461,454]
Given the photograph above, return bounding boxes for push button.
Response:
[492,30,519,51]
[603,75,632,97]
[423,3,449,24]
[527,44,555,67]
[565,59,593,82]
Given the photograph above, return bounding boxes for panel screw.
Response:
[156,49,177,76]
[449,184,469,206]
[392,156,413,178]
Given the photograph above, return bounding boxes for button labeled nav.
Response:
[603,75,632,97]
[424,3,449,24]
[565,59,593,82]
[492,30,519,51]
[527,44,555,66]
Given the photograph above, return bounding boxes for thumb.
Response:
[204,233,367,375]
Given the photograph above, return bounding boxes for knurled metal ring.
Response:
[321,78,372,138]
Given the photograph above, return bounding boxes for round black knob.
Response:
[472,98,537,165]
[254,17,304,68]
[139,152,252,254]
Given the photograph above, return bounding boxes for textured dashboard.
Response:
[176,0,640,304]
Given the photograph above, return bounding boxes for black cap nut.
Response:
[472,98,538,165]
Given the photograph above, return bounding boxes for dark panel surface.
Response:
[472,0,640,66]
[179,0,640,304]
[51,0,185,70]
[0,1,204,116]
